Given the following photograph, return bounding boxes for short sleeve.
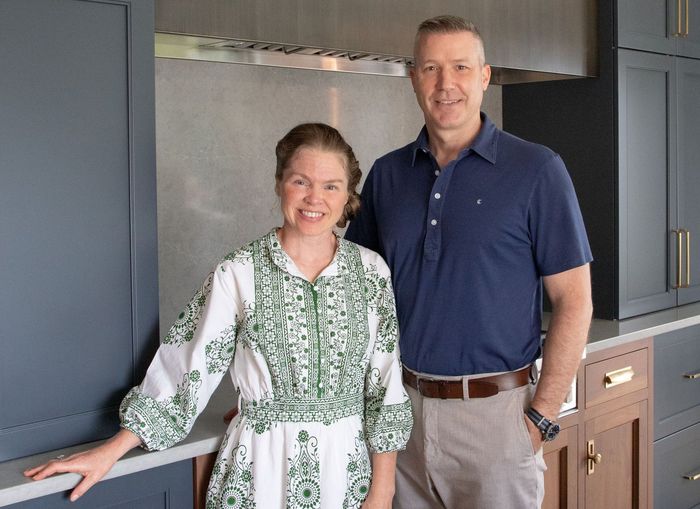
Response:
[528,154,593,276]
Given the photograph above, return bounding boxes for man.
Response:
[346,15,593,509]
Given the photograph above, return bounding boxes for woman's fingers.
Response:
[29,456,79,480]
[69,473,100,502]
[23,462,50,477]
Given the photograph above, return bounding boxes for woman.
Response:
[25,123,413,508]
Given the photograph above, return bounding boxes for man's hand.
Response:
[524,414,543,453]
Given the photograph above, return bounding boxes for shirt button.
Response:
[434,193,441,200]
[434,170,440,176]
[430,219,438,226]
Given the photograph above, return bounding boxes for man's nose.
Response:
[437,68,455,90]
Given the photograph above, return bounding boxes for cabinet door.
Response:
[677,0,700,58]
[542,425,578,509]
[654,324,700,439]
[654,422,700,509]
[584,401,649,509]
[0,0,157,461]
[617,50,677,318]
[5,460,193,509]
[617,0,678,54]
[676,57,700,305]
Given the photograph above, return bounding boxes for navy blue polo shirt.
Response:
[346,114,592,376]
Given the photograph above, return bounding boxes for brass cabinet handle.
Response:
[684,371,700,379]
[684,471,700,481]
[673,229,684,289]
[604,366,635,388]
[686,0,690,36]
[686,230,691,288]
[675,0,684,36]
[587,440,602,475]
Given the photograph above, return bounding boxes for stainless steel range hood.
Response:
[155,0,597,84]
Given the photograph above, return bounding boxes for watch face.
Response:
[544,422,561,441]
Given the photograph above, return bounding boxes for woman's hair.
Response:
[414,15,485,66]
[275,123,362,228]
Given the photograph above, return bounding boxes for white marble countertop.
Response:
[4,302,700,506]
[542,301,700,354]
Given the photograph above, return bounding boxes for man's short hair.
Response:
[414,15,486,66]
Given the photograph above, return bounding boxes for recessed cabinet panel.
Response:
[676,58,700,305]
[677,1,700,58]
[585,348,648,408]
[617,0,676,54]
[654,422,700,509]
[618,49,677,319]
[0,0,157,461]
[584,401,648,509]
[654,325,700,440]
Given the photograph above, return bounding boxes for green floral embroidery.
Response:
[206,324,238,374]
[221,244,255,267]
[342,431,371,508]
[287,430,321,509]
[364,367,412,452]
[163,272,214,345]
[119,370,202,450]
[207,444,256,509]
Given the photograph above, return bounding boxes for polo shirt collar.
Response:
[411,112,498,166]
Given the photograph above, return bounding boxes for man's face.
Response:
[410,31,491,136]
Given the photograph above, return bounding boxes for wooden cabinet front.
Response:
[584,400,649,509]
[542,421,578,509]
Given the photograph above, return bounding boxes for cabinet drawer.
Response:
[585,348,648,408]
[654,422,700,509]
[655,325,700,440]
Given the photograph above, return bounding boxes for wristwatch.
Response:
[525,407,560,442]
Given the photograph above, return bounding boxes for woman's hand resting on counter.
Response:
[23,428,141,502]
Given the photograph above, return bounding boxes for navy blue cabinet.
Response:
[503,2,700,320]
[0,0,157,461]
[5,461,193,509]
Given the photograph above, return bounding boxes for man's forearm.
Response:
[532,265,592,420]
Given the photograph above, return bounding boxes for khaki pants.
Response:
[394,375,546,509]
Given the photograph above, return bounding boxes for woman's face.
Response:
[278,146,350,240]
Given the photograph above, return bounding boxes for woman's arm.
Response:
[23,428,142,502]
[362,451,398,509]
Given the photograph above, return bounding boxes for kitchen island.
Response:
[3,302,700,507]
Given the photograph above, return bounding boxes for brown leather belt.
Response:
[402,365,532,399]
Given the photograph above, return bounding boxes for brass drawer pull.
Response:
[604,366,634,388]
[683,371,700,379]
[684,471,700,481]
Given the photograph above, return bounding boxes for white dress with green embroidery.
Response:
[119,230,413,509]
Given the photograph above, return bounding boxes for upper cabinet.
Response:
[618,0,700,58]
[503,1,700,319]
[0,0,157,461]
